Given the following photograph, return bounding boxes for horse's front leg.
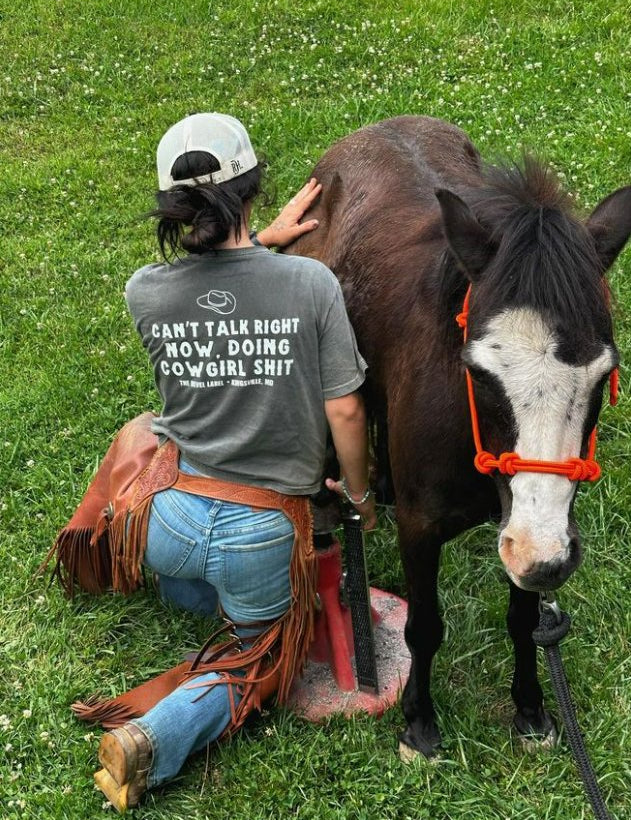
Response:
[398,523,444,760]
[507,581,558,746]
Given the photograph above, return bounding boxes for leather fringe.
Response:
[71,661,193,729]
[110,496,153,596]
[39,527,112,597]
[38,415,174,597]
[39,499,152,599]
[71,696,141,730]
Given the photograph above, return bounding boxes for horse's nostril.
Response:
[500,535,514,554]
[500,535,534,578]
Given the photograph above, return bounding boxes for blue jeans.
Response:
[132,461,294,788]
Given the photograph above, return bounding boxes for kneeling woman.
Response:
[90,113,376,810]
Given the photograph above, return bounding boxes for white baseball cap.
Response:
[156,113,258,191]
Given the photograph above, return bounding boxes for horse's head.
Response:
[437,163,631,591]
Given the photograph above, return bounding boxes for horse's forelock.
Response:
[465,159,611,344]
[479,156,570,213]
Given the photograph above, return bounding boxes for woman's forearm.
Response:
[324,393,377,529]
[325,396,370,496]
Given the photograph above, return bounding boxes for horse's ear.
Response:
[586,185,631,273]
[435,188,494,280]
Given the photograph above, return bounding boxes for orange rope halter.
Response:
[456,285,618,482]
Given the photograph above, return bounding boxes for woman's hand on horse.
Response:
[257,178,322,248]
[325,478,378,531]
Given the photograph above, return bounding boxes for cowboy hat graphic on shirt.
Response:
[196,289,237,315]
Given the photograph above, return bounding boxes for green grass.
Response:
[1,0,630,818]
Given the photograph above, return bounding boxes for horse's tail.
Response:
[361,382,395,506]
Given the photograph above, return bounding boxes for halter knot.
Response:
[473,451,496,474]
[497,452,520,476]
[566,458,601,482]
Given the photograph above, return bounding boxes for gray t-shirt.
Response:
[125,247,367,495]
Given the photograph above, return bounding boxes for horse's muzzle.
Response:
[500,535,582,591]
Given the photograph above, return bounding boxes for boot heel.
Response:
[94,768,130,813]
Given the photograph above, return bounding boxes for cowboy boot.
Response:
[94,723,152,813]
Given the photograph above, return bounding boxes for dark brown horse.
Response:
[287,116,631,759]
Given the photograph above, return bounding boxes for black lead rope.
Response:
[532,593,613,820]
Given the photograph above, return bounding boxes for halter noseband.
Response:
[457,285,618,482]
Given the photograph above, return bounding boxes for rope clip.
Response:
[534,591,571,646]
[539,590,563,625]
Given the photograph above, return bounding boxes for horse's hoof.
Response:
[399,740,422,764]
[513,710,559,752]
[519,723,559,752]
[398,740,443,764]
[398,727,441,763]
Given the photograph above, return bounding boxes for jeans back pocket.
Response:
[217,510,294,620]
[145,491,200,577]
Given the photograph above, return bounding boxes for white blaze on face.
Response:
[468,308,614,576]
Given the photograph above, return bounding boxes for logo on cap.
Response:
[196,289,237,315]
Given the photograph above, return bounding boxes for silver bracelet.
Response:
[341,477,372,505]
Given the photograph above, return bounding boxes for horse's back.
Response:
[290,116,480,270]
[315,115,481,190]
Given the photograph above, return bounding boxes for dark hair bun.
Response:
[151,150,265,260]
